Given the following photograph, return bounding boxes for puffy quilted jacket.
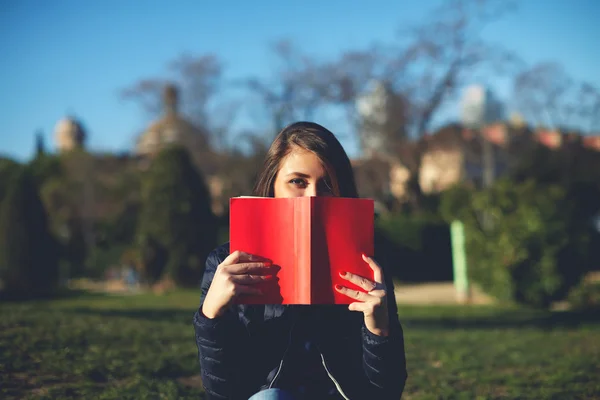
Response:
[193,243,407,400]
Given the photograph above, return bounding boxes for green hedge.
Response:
[441,179,591,308]
[375,214,453,282]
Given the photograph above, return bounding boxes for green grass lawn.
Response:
[1,290,599,400]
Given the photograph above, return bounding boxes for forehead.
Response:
[278,148,325,176]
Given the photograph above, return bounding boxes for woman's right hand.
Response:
[201,250,278,319]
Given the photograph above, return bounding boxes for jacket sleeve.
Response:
[360,256,408,399]
[193,248,253,400]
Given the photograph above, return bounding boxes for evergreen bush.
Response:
[0,167,60,298]
[136,146,217,287]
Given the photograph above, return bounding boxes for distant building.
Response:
[54,116,86,152]
[136,84,209,157]
[356,80,406,158]
[357,81,388,157]
[419,131,466,194]
[389,161,411,200]
[583,135,600,151]
[406,122,520,195]
[482,123,510,147]
[352,119,600,212]
[461,85,505,128]
[509,112,526,129]
[534,129,562,149]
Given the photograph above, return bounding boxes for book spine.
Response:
[294,197,311,304]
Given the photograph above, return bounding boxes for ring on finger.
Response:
[369,282,385,292]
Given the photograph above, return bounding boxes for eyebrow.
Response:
[285,172,312,178]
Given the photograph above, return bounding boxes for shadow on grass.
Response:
[65,307,195,323]
[401,309,600,330]
[64,306,600,330]
[0,289,109,303]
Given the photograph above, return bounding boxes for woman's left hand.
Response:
[335,254,390,337]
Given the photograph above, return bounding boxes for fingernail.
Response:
[335,284,343,290]
[339,271,347,277]
[362,253,369,260]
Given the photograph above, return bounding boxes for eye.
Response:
[289,178,307,188]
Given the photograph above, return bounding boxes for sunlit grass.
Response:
[1,290,599,399]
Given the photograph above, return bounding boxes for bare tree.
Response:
[371,0,519,207]
[513,62,574,129]
[316,47,385,131]
[391,0,519,138]
[324,0,519,140]
[514,62,600,132]
[168,53,222,127]
[120,53,230,148]
[121,79,168,119]
[243,40,335,134]
[267,0,520,209]
[208,99,244,152]
[578,83,600,133]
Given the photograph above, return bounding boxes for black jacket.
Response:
[193,243,407,400]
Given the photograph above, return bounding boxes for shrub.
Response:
[0,167,60,298]
[375,214,453,282]
[138,236,168,285]
[567,281,600,310]
[0,157,21,204]
[85,244,129,280]
[441,179,590,308]
[87,203,140,279]
[136,146,217,287]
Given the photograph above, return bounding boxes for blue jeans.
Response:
[248,388,297,400]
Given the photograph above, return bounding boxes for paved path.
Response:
[73,278,496,305]
[394,282,494,305]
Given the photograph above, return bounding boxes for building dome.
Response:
[136,128,161,155]
[54,116,86,152]
[135,84,208,156]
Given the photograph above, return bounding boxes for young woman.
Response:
[193,122,407,400]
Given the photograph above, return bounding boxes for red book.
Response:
[229,196,374,305]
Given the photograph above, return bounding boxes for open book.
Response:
[229,196,374,304]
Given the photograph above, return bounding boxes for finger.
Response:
[349,298,386,314]
[339,271,376,292]
[233,284,263,296]
[227,262,277,275]
[223,251,271,266]
[368,288,387,298]
[334,284,372,302]
[348,302,370,312]
[362,254,384,284]
[230,274,277,284]
[222,250,243,265]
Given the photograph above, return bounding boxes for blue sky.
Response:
[1,0,598,161]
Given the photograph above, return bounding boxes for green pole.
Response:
[450,220,469,303]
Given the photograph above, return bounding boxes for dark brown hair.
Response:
[253,122,359,198]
